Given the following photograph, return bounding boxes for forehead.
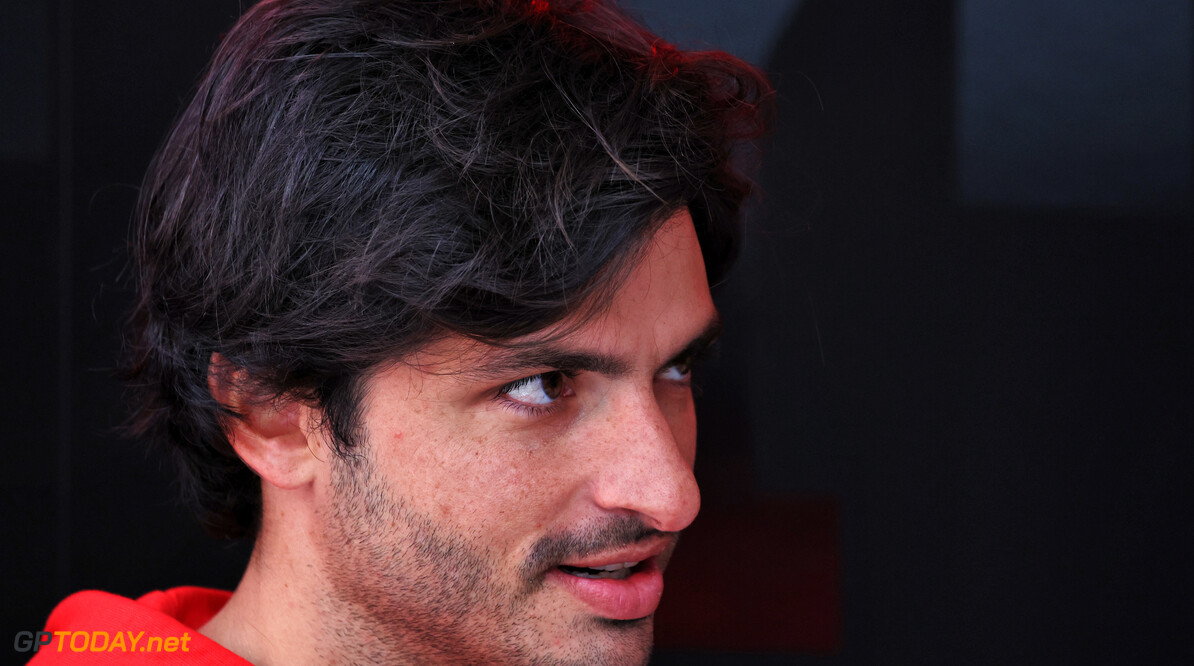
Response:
[561,209,714,357]
[393,210,716,380]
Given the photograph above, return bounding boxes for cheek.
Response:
[414,426,577,535]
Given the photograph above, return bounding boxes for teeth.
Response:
[589,561,640,572]
[559,561,642,580]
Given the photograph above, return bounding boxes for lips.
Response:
[547,542,669,620]
[559,561,640,580]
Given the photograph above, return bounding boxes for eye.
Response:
[499,372,568,407]
[658,359,693,383]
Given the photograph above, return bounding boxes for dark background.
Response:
[3,0,1190,663]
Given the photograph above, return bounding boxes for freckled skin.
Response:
[309,212,714,665]
[208,212,715,666]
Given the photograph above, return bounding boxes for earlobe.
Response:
[207,354,322,490]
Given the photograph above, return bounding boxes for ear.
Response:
[208,354,322,490]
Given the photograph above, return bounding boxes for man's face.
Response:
[316,211,717,665]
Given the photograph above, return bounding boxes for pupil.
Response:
[541,372,563,399]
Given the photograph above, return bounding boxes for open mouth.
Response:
[558,561,642,581]
[548,554,665,619]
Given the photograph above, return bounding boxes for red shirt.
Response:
[29,587,249,664]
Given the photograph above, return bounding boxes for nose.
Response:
[584,387,701,534]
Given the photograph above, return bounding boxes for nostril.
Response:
[584,388,701,531]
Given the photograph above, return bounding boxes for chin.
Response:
[543,614,655,666]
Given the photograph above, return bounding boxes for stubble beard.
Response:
[314,448,656,666]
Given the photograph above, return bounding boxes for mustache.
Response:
[519,516,675,584]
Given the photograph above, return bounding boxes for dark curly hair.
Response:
[123,0,772,539]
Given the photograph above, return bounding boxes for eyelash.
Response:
[494,354,705,417]
[498,399,560,418]
[672,346,718,397]
[494,372,572,418]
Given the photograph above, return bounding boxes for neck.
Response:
[200,512,328,664]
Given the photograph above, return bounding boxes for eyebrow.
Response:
[657,316,722,373]
[463,314,723,382]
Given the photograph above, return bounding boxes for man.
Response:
[34,0,769,663]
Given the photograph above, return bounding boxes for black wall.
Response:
[712,0,1192,662]
[1,0,254,646]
